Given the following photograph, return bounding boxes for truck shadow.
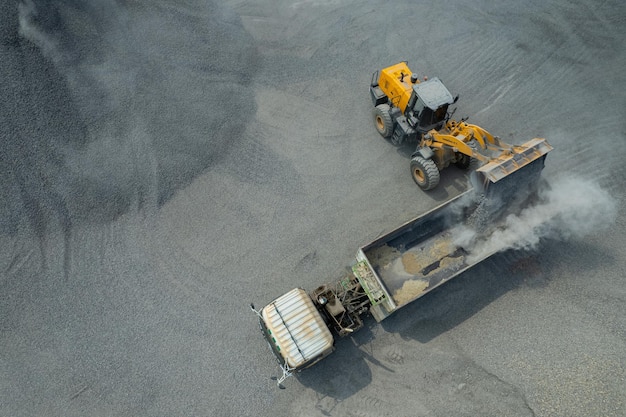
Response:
[379,239,613,343]
[296,322,380,405]
[295,239,612,408]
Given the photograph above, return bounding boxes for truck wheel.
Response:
[410,156,440,190]
[373,104,393,138]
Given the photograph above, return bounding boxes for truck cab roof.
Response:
[261,288,334,369]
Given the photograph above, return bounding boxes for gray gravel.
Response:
[1,0,625,416]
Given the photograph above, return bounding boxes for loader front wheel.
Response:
[410,156,440,190]
[373,104,393,138]
[454,153,470,169]
[455,140,481,170]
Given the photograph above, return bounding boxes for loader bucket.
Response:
[477,138,553,183]
[469,140,552,232]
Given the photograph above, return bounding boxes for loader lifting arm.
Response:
[424,120,524,164]
[442,120,499,149]
[422,131,490,164]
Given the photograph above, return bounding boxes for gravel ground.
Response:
[1,1,625,416]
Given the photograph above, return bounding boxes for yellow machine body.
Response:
[422,119,552,174]
[371,62,553,190]
[377,61,416,113]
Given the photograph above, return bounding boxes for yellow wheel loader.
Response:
[370,61,552,191]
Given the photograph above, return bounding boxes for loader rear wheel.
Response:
[410,156,440,190]
[373,104,393,138]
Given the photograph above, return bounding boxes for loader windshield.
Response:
[416,104,448,130]
[412,77,454,131]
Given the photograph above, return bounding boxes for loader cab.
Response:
[413,104,449,132]
[408,77,455,133]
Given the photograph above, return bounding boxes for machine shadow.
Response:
[296,321,380,403]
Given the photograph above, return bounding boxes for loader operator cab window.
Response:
[434,105,447,123]
[412,78,454,132]
[414,102,448,131]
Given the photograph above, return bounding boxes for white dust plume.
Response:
[455,176,619,263]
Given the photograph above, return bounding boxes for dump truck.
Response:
[369,61,552,190]
[251,150,552,387]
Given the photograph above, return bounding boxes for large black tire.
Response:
[373,104,393,138]
[454,152,471,169]
[410,156,440,190]
[455,140,481,170]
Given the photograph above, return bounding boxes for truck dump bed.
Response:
[354,191,482,321]
[353,154,549,322]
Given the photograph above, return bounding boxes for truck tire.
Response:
[373,104,393,138]
[410,156,440,190]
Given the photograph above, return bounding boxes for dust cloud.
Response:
[455,176,619,263]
